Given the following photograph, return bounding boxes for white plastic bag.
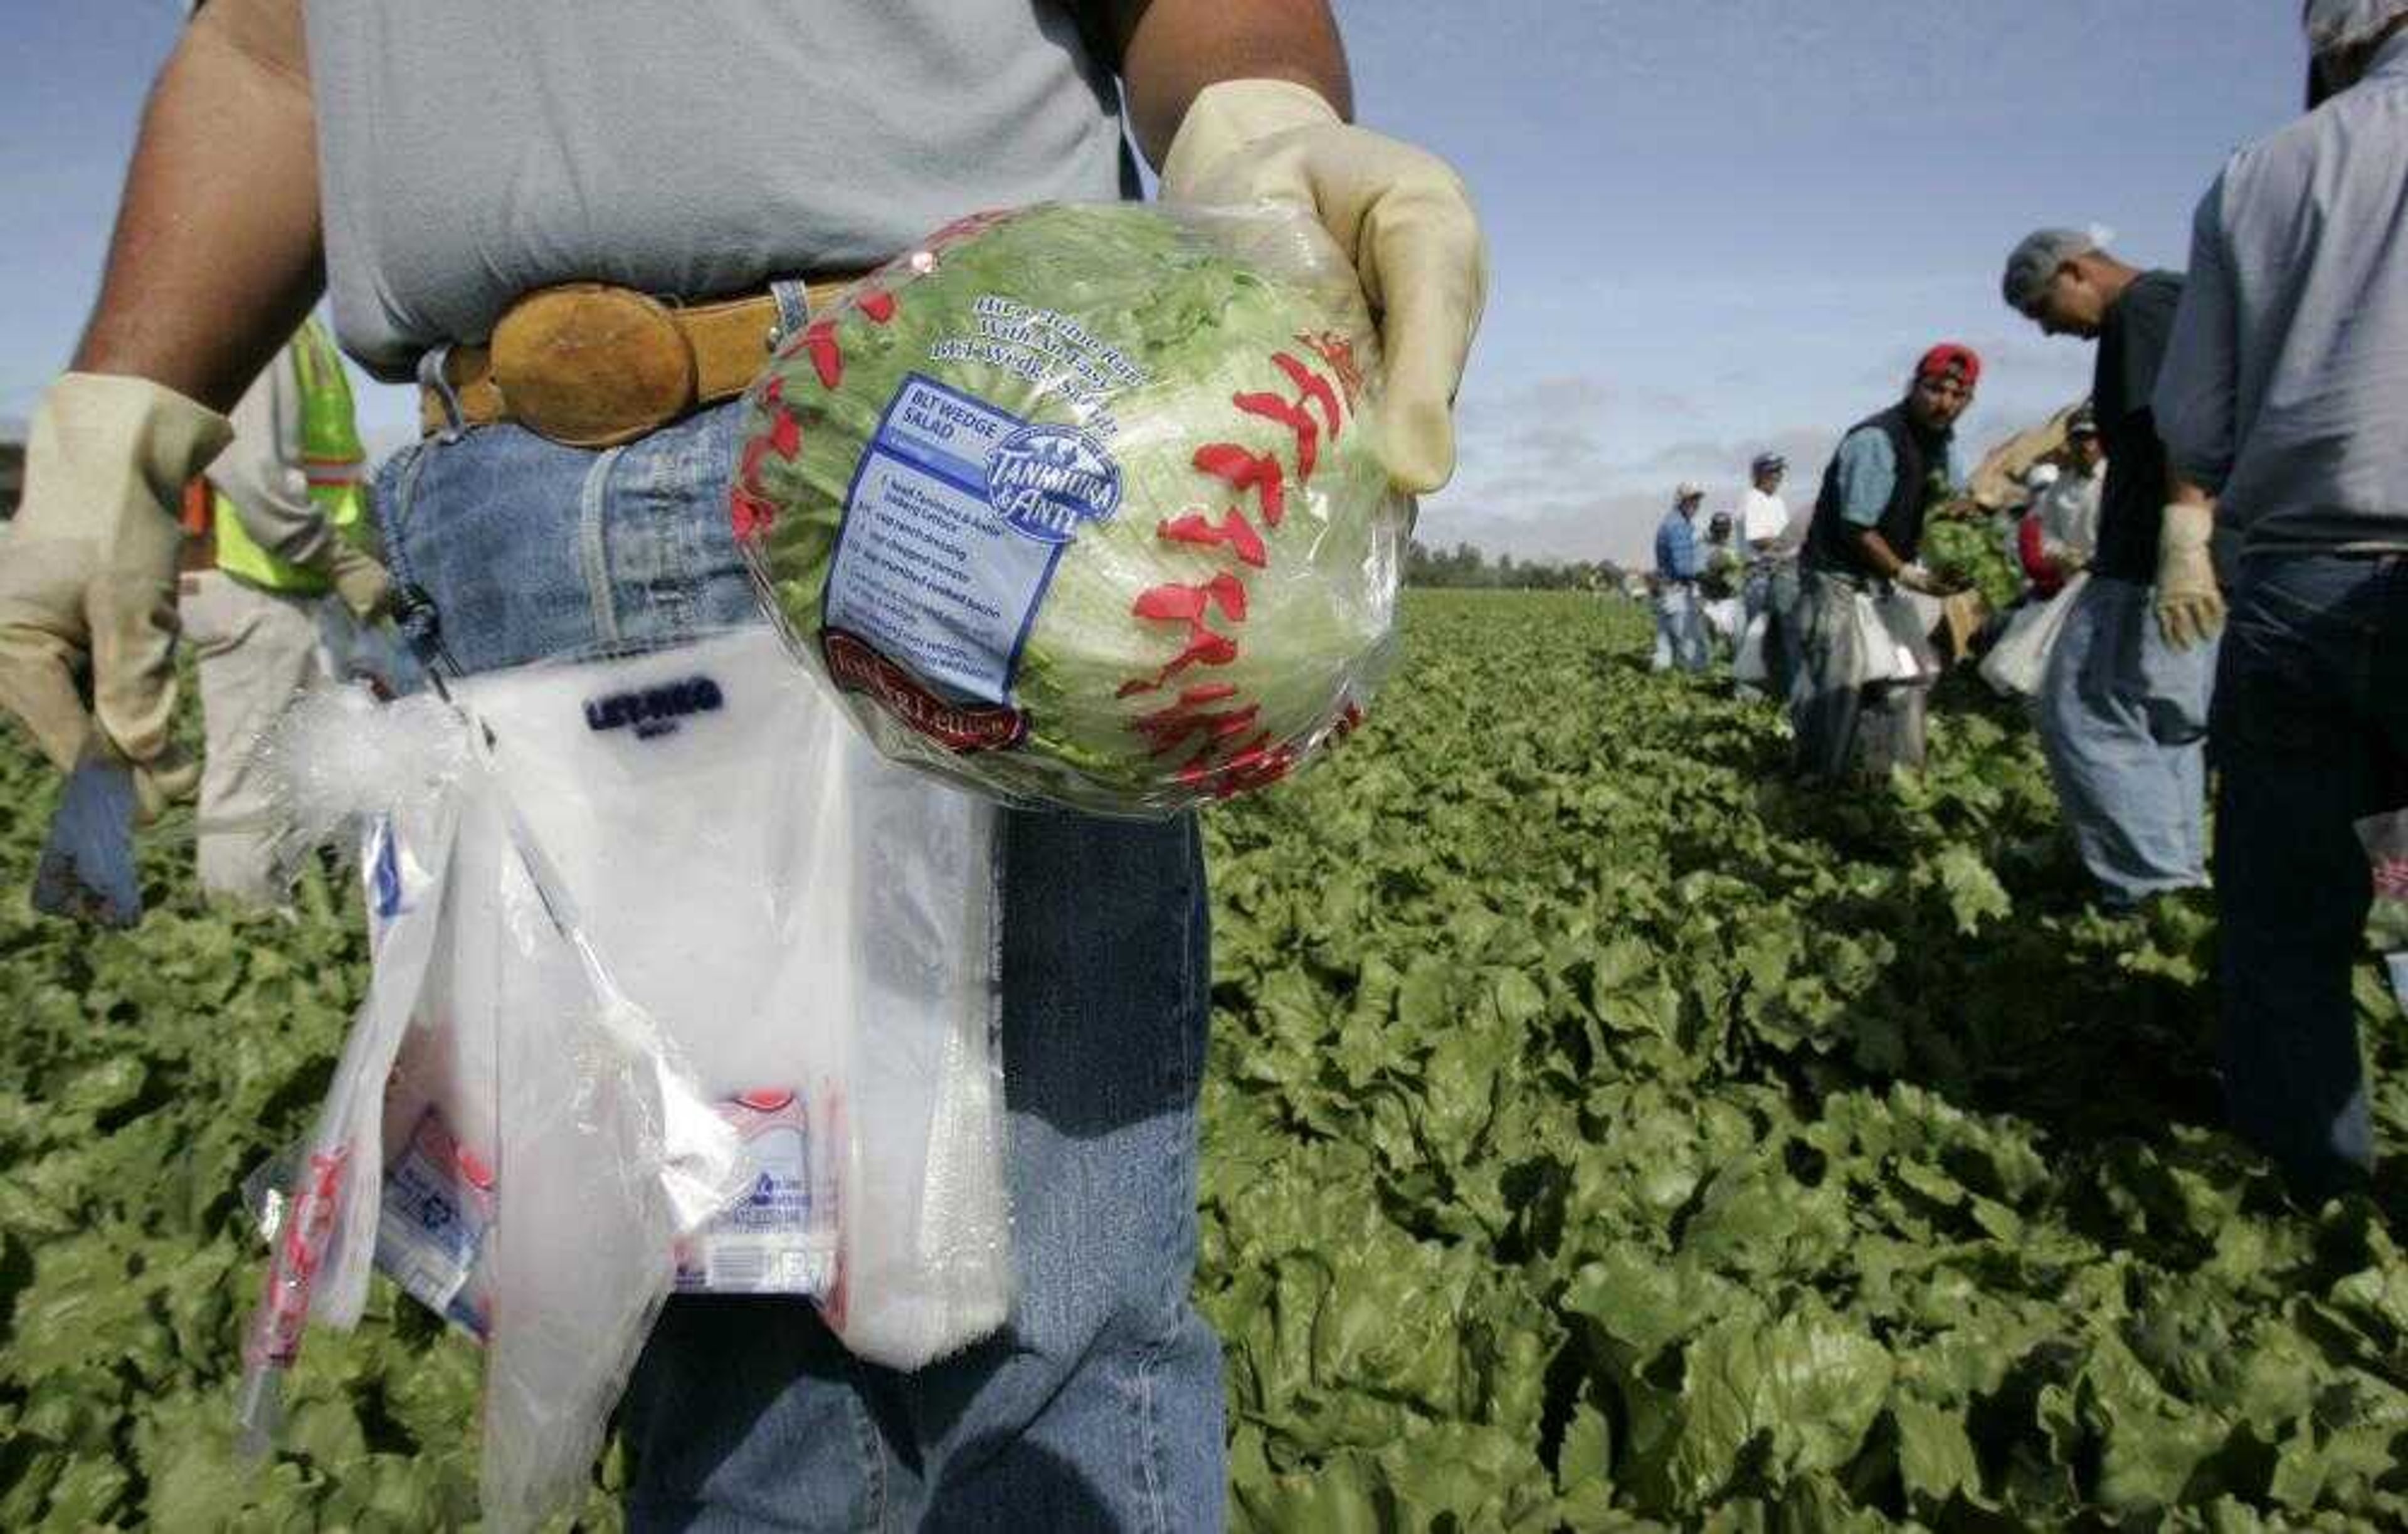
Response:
[1980,572,2090,699]
[1850,591,1935,685]
[241,626,1013,1531]
[450,627,1010,1368]
[240,693,746,1534]
[1733,613,1770,688]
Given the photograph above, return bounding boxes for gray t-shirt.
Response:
[305,1,1136,379]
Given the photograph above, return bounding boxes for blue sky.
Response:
[4,1,2303,563]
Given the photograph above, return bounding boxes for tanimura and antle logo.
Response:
[985,424,1122,545]
[583,675,725,740]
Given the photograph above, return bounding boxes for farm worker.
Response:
[1787,344,1977,780]
[181,316,392,904]
[2153,0,2408,1203]
[2002,229,2217,909]
[1650,483,1710,673]
[2017,408,2105,600]
[2010,463,2063,596]
[1740,452,1814,704]
[1699,511,1745,645]
[1738,451,1790,620]
[0,0,1484,1523]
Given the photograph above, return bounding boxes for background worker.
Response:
[2002,230,2215,909]
[1788,345,1977,780]
[1699,509,1745,649]
[2010,462,2064,596]
[1651,483,1709,672]
[2019,406,2104,598]
[1737,450,1789,622]
[1731,452,1789,692]
[182,315,389,904]
[0,0,1485,1525]
[2155,0,2408,1203]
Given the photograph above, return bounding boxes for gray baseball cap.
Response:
[2002,228,2100,314]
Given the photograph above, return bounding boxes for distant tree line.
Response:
[1405,538,1630,593]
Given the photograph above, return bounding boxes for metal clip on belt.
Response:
[420,274,866,448]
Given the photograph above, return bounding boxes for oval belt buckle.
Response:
[489,283,697,448]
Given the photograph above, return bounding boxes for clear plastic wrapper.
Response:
[732,201,1408,817]
[240,625,1010,1530]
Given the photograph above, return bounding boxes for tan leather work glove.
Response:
[321,541,394,623]
[1160,79,1487,494]
[2153,500,2226,650]
[0,374,231,812]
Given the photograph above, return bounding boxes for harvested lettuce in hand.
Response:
[732,203,1410,815]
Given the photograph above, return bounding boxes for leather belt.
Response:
[420,273,868,448]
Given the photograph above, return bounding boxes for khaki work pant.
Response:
[179,571,326,904]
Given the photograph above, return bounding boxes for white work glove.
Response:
[320,540,394,623]
[1893,563,1948,598]
[2153,501,2225,650]
[0,373,231,813]
[1160,78,1487,494]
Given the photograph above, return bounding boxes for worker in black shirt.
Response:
[2001,229,2218,909]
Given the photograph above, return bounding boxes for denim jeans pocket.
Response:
[364,406,758,676]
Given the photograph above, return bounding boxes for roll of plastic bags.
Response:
[476,781,747,1529]
[821,727,1010,1366]
[732,201,1410,817]
[241,625,1012,1528]
[452,627,1010,1370]
[238,682,748,1534]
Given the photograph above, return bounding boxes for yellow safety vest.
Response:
[213,317,369,596]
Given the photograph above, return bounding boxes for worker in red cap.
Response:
[1788,344,1979,779]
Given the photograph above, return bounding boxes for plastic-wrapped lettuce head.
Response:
[731,202,1409,816]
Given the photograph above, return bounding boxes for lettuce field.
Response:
[4,590,2405,1530]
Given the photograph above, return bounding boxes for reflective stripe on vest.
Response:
[214,317,369,595]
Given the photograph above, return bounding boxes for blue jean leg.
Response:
[1652,587,1708,673]
[2035,576,2215,906]
[373,410,1225,1528]
[2213,553,2408,1200]
[623,813,1220,1533]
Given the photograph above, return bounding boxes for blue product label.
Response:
[674,1101,835,1296]
[369,818,406,919]
[823,374,1114,706]
[374,1108,490,1334]
[986,424,1122,544]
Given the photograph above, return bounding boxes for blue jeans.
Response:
[374,406,1225,1530]
[1652,584,1708,672]
[2213,553,2408,1202]
[2035,576,2216,907]
[1763,561,1804,705]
